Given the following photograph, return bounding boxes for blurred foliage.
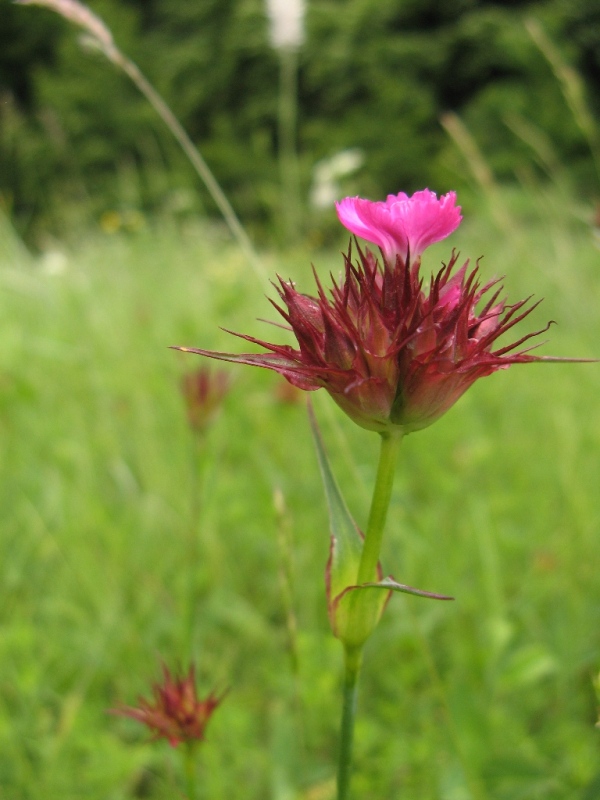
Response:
[0,194,599,797]
[1,0,600,244]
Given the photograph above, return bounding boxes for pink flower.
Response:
[110,664,223,748]
[175,241,566,435]
[336,189,461,264]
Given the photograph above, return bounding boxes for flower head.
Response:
[336,189,461,265]
[181,367,230,432]
[175,191,574,435]
[266,0,305,50]
[110,664,223,747]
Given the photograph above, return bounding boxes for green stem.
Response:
[337,645,363,800]
[185,434,206,654]
[278,45,301,242]
[356,430,403,585]
[183,741,198,800]
[337,430,402,799]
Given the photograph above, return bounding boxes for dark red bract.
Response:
[111,665,223,748]
[177,243,555,434]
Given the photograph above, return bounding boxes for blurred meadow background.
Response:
[1,0,600,798]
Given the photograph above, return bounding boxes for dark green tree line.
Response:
[1,0,599,243]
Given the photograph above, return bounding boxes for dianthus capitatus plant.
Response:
[176,189,585,799]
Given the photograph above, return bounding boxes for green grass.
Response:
[1,196,600,800]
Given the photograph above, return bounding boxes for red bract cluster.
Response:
[175,189,581,434]
[177,245,555,434]
[181,366,230,432]
[111,665,223,747]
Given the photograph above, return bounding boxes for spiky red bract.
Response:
[177,243,555,435]
[110,665,223,748]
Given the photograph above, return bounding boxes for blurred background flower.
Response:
[110,663,223,747]
[180,367,230,434]
[265,0,305,51]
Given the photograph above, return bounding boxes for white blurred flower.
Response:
[310,149,364,209]
[266,0,305,50]
[39,250,68,275]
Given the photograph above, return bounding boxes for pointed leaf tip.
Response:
[360,577,454,601]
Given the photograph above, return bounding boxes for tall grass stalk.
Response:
[440,111,512,233]
[273,488,301,680]
[17,0,267,283]
[502,112,567,185]
[186,434,206,655]
[273,486,307,759]
[525,17,600,184]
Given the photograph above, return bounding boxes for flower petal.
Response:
[336,190,461,263]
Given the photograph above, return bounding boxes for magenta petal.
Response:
[336,190,462,263]
[336,196,409,262]
[392,190,462,258]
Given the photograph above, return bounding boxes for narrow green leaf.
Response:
[308,401,363,601]
[359,577,454,601]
